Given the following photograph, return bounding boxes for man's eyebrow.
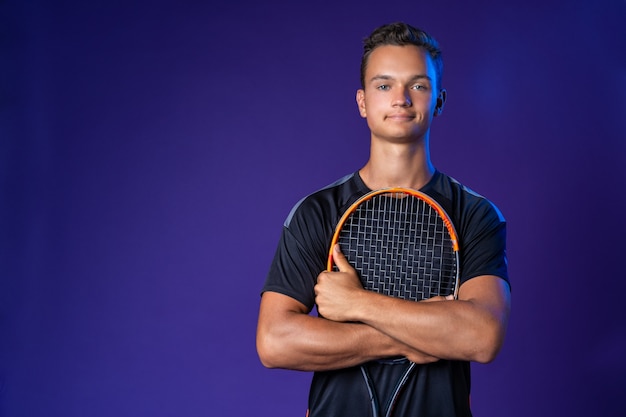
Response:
[369,74,393,82]
[368,74,433,83]
[408,74,433,83]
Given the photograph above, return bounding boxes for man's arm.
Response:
[256,291,439,371]
[315,245,511,364]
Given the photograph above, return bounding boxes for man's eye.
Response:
[377,85,390,91]
[412,84,426,90]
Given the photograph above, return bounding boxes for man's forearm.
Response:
[350,277,510,363]
[257,310,410,371]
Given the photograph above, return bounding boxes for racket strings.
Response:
[338,193,457,301]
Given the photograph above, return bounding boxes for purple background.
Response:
[2,1,625,416]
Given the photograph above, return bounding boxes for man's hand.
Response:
[314,244,365,322]
[315,245,454,323]
[404,349,440,364]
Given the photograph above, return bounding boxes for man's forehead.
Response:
[366,46,435,76]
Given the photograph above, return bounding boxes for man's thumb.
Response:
[331,244,352,272]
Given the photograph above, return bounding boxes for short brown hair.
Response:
[360,22,443,90]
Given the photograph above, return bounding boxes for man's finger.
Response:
[331,244,353,272]
[421,294,455,303]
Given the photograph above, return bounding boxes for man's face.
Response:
[356,45,444,144]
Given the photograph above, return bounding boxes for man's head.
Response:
[360,23,443,91]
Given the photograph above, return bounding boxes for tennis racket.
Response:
[327,187,460,417]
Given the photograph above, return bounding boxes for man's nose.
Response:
[393,88,412,107]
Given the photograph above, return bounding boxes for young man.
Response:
[256,22,510,417]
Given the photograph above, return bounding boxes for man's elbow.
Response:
[257,329,288,369]
[470,320,507,364]
[472,343,501,364]
[256,333,277,368]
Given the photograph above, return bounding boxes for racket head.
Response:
[327,187,460,301]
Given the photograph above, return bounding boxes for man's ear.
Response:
[434,88,447,116]
[356,89,367,118]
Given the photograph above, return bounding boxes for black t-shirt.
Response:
[262,170,509,417]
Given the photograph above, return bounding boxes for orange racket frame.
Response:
[326,187,460,298]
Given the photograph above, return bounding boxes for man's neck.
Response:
[359,136,435,190]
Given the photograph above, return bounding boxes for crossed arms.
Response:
[256,245,511,372]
